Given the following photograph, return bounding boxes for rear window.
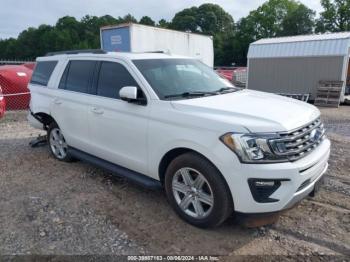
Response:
[30,61,58,86]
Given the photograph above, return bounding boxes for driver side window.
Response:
[97,62,140,99]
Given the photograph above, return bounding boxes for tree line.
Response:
[0,0,349,66]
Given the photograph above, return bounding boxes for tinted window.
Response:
[30,61,58,86]
[58,64,69,90]
[97,62,138,99]
[65,60,96,93]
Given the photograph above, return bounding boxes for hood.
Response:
[171,90,320,133]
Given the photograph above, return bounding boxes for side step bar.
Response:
[68,147,162,190]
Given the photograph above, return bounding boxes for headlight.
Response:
[220,133,288,163]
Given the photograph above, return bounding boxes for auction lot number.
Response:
[128,255,219,261]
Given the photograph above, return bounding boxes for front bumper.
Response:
[217,138,330,214]
[283,162,327,210]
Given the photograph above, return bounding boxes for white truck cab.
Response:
[28,50,330,228]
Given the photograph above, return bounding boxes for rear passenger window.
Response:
[97,62,138,99]
[30,61,58,86]
[65,60,96,93]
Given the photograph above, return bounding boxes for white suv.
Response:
[28,50,330,228]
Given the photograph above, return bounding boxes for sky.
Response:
[0,0,323,39]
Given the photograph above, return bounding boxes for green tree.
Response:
[316,0,350,32]
[171,7,198,32]
[232,0,315,65]
[80,15,119,48]
[0,38,18,59]
[0,2,319,64]
[170,4,235,65]
[139,16,155,26]
[121,14,137,23]
[0,14,127,59]
[170,4,234,34]
[196,4,234,34]
[158,19,170,28]
[53,16,83,51]
[280,4,315,36]
[236,0,314,39]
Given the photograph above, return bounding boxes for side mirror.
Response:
[120,86,138,101]
[119,86,147,105]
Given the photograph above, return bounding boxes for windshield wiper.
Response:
[164,91,217,99]
[215,87,239,93]
[164,87,239,99]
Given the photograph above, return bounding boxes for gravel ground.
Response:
[0,107,349,260]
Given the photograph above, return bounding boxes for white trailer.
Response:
[100,23,214,67]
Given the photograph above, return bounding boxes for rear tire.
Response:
[164,152,233,228]
[47,122,73,162]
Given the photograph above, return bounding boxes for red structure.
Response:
[216,67,235,81]
[0,64,34,110]
[216,67,247,83]
[0,87,5,118]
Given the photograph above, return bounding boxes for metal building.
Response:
[247,32,350,101]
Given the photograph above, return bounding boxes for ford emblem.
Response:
[310,129,321,142]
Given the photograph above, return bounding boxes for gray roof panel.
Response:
[248,32,350,58]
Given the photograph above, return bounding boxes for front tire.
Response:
[165,152,233,228]
[47,122,73,162]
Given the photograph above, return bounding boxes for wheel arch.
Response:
[33,112,56,129]
[158,147,235,218]
[158,147,195,185]
[158,148,233,201]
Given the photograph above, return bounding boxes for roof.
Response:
[107,52,189,60]
[37,51,190,61]
[100,23,212,38]
[248,32,350,59]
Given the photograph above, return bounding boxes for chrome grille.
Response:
[269,118,326,161]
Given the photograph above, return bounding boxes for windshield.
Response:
[133,59,237,100]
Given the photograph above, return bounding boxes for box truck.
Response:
[100,23,214,67]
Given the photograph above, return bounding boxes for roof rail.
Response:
[143,50,172,55]
[46,49,106,56]
[143,51,165,53]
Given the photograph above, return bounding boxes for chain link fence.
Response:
[2,92,30,110]
[232,68,247,88]
[0,71,30,111]
[0,92,30,120]
[0,62,34,116]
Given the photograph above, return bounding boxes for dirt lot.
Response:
[0,107,349,260]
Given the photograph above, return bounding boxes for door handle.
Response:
[54,98,62,105]
[91,107,104,115]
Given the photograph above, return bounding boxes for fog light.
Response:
[248,179,290,203]
[255,181,275,187]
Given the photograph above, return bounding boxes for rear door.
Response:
[51,59,97,152]
[87,59,150,174]
[29,60,58,115]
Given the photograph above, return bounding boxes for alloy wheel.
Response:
[49,128,68,159]
[172,167,214,219]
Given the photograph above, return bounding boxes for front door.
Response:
[87,60,149,175]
